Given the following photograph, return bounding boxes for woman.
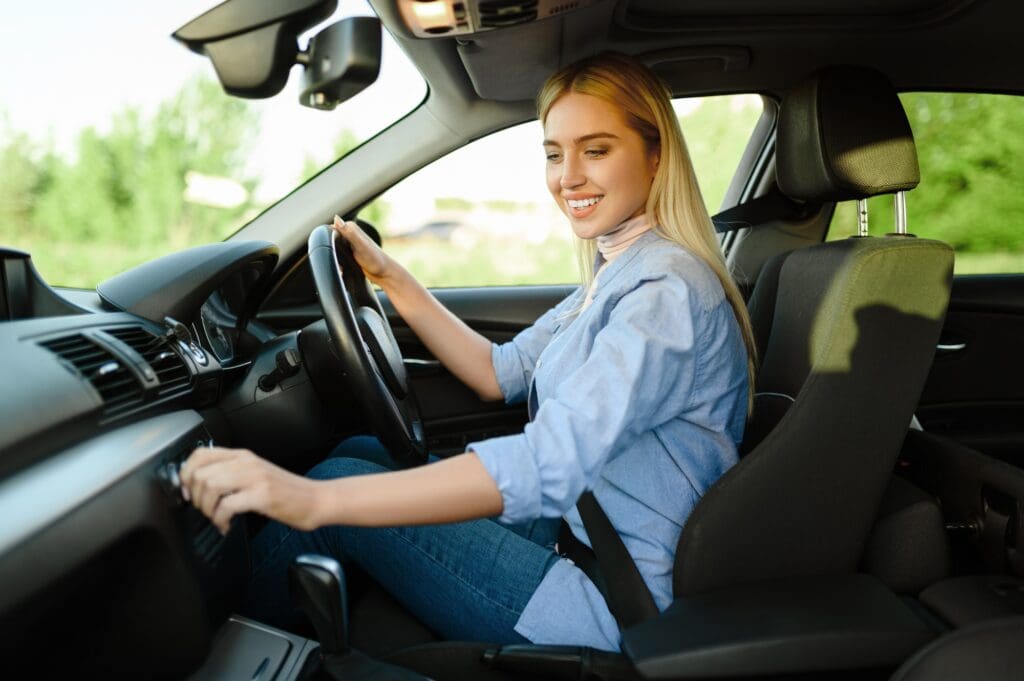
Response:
[180,52,756,651]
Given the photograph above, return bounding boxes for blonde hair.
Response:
[538,51,757,413]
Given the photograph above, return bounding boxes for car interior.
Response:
[3,0,1024,679]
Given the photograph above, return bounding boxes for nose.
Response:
[559,156,585,190]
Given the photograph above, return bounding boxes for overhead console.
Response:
[396,0,600,38]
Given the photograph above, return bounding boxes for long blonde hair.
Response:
[538,52,757,412]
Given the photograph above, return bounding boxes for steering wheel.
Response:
[307,224,427,467]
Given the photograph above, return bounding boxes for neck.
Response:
[596,214,651,263]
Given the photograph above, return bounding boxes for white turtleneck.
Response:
[582,213,652,309]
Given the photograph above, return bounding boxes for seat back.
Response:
[674,67,954,596]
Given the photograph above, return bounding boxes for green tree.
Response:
[0,117,47,243]
[832,94,1024,253]
[15,75,261,285]
[679,96,763,212]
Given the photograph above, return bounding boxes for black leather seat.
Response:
[673,65,953,597]
[889,616,1024,681]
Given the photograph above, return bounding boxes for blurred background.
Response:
[2,3,1022,289]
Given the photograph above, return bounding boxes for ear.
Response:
[649,146,661,176]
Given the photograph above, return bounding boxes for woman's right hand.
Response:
[332,215,395,287]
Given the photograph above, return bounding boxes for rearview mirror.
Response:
[172,0,337,98]
[173,0,383,110]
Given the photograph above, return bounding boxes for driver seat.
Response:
[382,67,955,680]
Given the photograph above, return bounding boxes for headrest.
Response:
[777,66,920,203]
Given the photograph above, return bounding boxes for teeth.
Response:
[568,196,602,209]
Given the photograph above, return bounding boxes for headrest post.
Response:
[894,191,908,235]
[856,199,869,237]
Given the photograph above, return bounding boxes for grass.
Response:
[952,251,1024,275]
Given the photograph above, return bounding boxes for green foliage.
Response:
[0,119,45,239]
[901,92,1024,252]
[680,96,764,212]
[436,197,474,212]
[832,93,1024,265]
[0,76,261,286]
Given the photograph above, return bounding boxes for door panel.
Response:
[917,275,1024,464]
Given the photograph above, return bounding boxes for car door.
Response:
[258,96,770,456]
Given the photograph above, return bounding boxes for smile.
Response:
[567,196,603,209]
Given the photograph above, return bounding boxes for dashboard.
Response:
[0,240,346,677]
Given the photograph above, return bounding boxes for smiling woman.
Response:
[178,50,756,654]
[0,0,425,288]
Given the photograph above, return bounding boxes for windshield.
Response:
[0,0,426,288]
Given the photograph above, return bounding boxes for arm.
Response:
[471,276,707,524]
[334,217,502,401]
[179,447,502,534]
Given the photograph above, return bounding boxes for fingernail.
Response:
[182,486,191,502]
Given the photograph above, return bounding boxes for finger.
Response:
[189,458,250,518]
[211,489,258,535]
[179,446,238,489]
[332,215,359,242]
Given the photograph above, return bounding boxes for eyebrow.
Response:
[542,132,620,147]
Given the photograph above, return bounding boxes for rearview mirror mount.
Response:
[297,17,382,111]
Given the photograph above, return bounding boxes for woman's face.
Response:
[543,91,659,240]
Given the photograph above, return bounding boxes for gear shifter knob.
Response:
[289,554,349,656]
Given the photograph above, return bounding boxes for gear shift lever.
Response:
[289,554,349,656]
[288,554,428,680]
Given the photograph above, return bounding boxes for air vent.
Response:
[40,334,144,418]
[478,0,538,27]
[106,326,192,396]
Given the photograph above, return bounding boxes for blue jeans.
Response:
[239,437,561,643]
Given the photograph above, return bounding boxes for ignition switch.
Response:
[258,348,302,392]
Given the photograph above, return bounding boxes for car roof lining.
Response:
[373,0,1024,103]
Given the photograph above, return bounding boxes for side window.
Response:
[369,95,764,288]
[827,93,1024,274]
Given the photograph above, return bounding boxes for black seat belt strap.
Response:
[574,491,659,630]
[711,189,821,233]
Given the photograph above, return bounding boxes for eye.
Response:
[545,151,562,162]
[585,147,608,158]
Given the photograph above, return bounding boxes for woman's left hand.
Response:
[179,447,322,534]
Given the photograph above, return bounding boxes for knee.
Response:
[307,456,388,481]
[328,435,397,469]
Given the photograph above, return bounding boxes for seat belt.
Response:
[560,492,659,630]
[711,189,820,233]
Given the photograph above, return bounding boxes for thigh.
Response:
[241,457,560,643]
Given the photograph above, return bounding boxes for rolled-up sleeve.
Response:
[491,288,582,404]
[471,276,705,524]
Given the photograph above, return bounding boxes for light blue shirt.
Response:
[469,230,749,650]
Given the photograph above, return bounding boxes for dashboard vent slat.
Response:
[39,334,144,418]
[39,325,196,422]
[106,326,193,397]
